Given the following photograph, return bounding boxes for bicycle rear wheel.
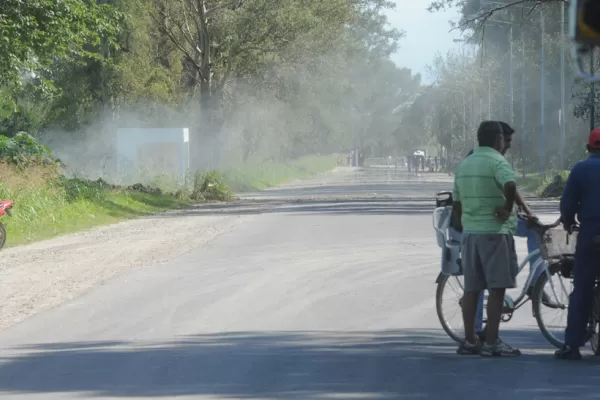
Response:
[532,263,572,348]
[436,274,469,343]
[589,285,600,355]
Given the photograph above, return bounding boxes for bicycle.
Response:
[585,271,600,356]
[550,227,600,356]
[432,191,578,349]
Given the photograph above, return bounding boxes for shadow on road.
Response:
[239,182,453,199]
[0,329,596,398]
[153,197,561,218]
[157,198,438,217]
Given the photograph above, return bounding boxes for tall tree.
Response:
[0,0,121,93]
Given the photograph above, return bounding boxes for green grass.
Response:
[0,155,338,247]
[0,166,192,247]
[517,170,569,196]
[222,155,338,192]
[516,172,545,195]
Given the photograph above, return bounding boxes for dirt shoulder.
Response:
[0,208,251,331]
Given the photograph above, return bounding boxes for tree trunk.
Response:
[156,1,171,69]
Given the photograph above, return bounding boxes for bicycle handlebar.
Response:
[517,213,562,229]
[517,213,580,232]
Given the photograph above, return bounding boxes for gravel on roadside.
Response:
[0,208,251,331]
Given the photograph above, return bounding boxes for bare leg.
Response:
[462,290,481,344]
[486,288,506,345]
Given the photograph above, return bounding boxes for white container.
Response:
[432,205,463,276]
[432,206,451,248]
[441,227,463,276]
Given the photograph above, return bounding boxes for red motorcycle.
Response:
[0,200,14,250]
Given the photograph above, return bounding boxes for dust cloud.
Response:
[38,39,421,187]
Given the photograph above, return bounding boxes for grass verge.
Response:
[0,164,192,247]
[222,155,338,192]
[517,170,569,197]
[0,155,338,247]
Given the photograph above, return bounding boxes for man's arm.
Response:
[494,160,517,220]
[452,202,463,232]
[451,177,463,232]
[560,167,580,228]
[503,182,517,212]
[515,190,533,216]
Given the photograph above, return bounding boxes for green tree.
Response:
[0,0,121,93]
[427,0,596,173]
[1,0,426,174]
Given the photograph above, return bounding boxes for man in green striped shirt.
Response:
[452,121,521,357]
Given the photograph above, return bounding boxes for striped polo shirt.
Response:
[452,146,517,234]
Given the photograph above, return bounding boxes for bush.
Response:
[192,170,235,201]
[0,132,57,166]
[55,176,107,202]
[538,170,570,198]
[0,162,193,246]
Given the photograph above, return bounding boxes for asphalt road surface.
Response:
[0,167,592,400]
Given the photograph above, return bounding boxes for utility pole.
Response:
[488,75,492,119]
[471,85,475,140]
[592,52,596,131]
[509,26,514,126]
[438,86,468,149]
[540,8,546,171]
[480,1,526,171]
[521,29,527,179]
[479,97,483,121]
[560,2,566,170]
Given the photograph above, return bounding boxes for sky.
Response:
[385,0,464,83]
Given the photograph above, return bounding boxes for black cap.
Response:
[498,121,515,135]
[477,121,504,147]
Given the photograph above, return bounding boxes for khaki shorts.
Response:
[461,233,519,292]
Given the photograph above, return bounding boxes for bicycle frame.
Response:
[437,249,569,313]
[506,250,552,311]
[433,205,570,312]
[511,249,571,313]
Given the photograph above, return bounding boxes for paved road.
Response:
[0,167,589,400]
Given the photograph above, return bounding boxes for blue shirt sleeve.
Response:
[560,165,581,226]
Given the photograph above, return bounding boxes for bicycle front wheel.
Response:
[436,274,467,343]
[532,264,572,348]
[589,286,600,355]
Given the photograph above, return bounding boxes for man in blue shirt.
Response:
[555,128,600,360]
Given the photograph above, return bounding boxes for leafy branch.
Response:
[429,0,566,41]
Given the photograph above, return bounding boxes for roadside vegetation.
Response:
[517,170,570,198]
[421,2,595,191]
[0,133,186,246]
[222,156,338,192]
[0,134,335,247]
[0,0,404,245]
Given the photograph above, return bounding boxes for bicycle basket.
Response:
[539,228,578,260]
